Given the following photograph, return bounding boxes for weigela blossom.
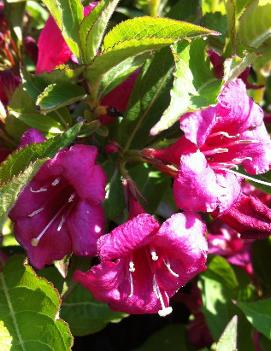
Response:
[219,193,271,240]
[208,220,253,274]
[36,3,96,73]
[74,212,207,316]
[10,143,106,269]
[145,79,271,213]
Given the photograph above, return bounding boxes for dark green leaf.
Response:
[104,168,125,221]
[119,47,173,150]
[61,284,126,336]
[0,256,73,350]
[237,299,271,339]
[36,82,86,113]
[0,123,82,185]
[136,324,188,351]
[86,16,219,82]
[79,0,120,63]
[252,238,271,296]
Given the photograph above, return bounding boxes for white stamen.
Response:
[28,207,44,218]
[128,271,134,297]
[68,193,76,203]
[153,275,172,317]
[129,261,135,272]
[211,162,239,170]
[30,186,47,193]
[163,259,179,277]
[151,250,159,261]
[203,148,229,156]
[232,157,253,163]
[57,215,65,231]
[51,178,60,186]
[209,131,240,139]
[225,139,260,148]
[219,168,271,188]
[31,193,76,246]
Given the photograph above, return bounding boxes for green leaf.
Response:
[86,16,219,82]
[237,299,271,339]
[79,0,120,63]
[41,0,83,57]
[104,167,126,222]
[98,53,149,97]
[201,0,226,14]
[200,256,255,351]
[0,159,46,225]
[129,163,171,213]
[61,284,126,336]
[0,256,73,351]
[9,111,64,134]
[252,238,271,296]
[0,123,82,185]
[36,82,86,113]
[200,256,238,339]
[150,39,221,135]
[216,315,238,351]
[238,0,271,49]
[119,47,174,150]
[136,324,188,351]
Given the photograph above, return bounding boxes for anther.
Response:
[28,207,44,218]
[57,215,65,231]
[51,178,60,186]
[151,250,159,261]
[30,186,47,193]
[68,193,76,203]
[129,261,135,272]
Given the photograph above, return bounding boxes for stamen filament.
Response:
[28,207,44,218]
[163,259,179,277]
[203,148,228,156]
[153,274,173,317]
[209,131,240,139]
[128,271,134,297]
[219,168,271,188]
[31,193,76,246]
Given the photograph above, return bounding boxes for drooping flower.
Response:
[74,212,207,316]
[9,143,106,269]
[145,79,271,213]
[219,193,271,240]
[208,220,253,274]
[36,3,96,73]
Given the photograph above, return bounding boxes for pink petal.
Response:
[99,214,160,260]
[216,79,263,133]
[173,150,224,212]
[67,200,105,256]
[36,16,72,74]
[179,107,217,147]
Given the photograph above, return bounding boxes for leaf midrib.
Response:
[0,272,26,351]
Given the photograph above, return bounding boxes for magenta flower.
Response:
[208,221,253,274]
[36,3,96,73]
[0,69,20,105]
[173,79,271,213]
[9,144,106,269]
[219,193,271,240]
[74,212,207,316]
[19,128,46,147]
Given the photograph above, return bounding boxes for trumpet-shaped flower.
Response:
[10,144,106,269]
[74,212,207,316]
[147,79,271,213]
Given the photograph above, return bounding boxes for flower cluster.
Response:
[5,6,271,321]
